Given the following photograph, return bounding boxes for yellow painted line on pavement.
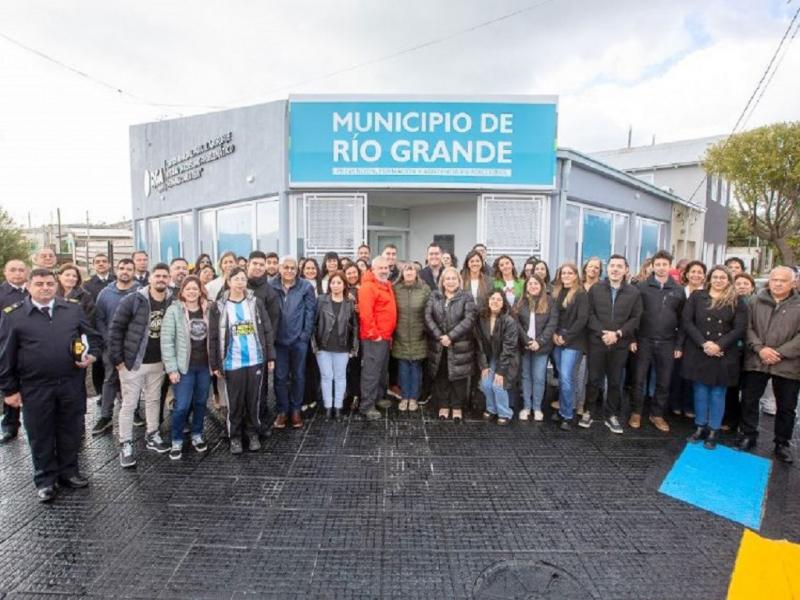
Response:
[728,529,800,599]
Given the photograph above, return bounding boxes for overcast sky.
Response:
[1,0,798,226]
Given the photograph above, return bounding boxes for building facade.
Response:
[130,95,689,272]
[591,135,730,264]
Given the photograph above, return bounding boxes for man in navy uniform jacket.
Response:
[0,268,102,502]
[0,259,29,444]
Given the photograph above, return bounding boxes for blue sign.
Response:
[289,97,557,188]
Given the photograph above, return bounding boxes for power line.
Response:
[686,4,800,206]
[0,30,227,112]
[226,0,558,106]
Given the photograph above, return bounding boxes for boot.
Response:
[703,430,718,450]
[688,426,706,443]
[333,408,342,422]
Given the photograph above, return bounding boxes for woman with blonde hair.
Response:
[550,262,588,430]
[681,265,747,449]
[205,251,237,301]
[425,266,477,421]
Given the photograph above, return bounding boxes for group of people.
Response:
[0,241,798,503]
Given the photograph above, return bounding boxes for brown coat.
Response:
[745,288,800,381]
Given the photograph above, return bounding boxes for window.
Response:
[563,204,580,264]
[636,216,665,268]
[613,214,629,257]
[256,200,280,253]
[181,213,193,259]
[217,204,254,258]
[158,217,181,264]
[198,210,216,261]
[480,194,546,265]
[564,202,631,269]
[135,220,146,251]
[303,193,366,258]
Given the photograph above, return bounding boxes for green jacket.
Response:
[392,280,430,360]
[493,278,525,305]
[161,299,210,375]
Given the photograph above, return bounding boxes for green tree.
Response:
[705,122,800,266]
[0,207,31,280]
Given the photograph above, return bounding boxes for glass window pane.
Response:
[159,218,181,264]
[135,220,146,251]
[148,219,160,262]
[217,204,253,258]
[581,209,612,266]
[639,219,659,266]
[563,204,580,264]
[199,210,215,262]
[256,200,279,253]
[181,213,193,259]
[613,214,629,258]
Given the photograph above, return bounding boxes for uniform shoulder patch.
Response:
[3,301,24,314]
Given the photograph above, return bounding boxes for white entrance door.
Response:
[302,193,367,259]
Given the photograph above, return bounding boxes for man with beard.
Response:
[91,258,139,435]
[110,264,174,467]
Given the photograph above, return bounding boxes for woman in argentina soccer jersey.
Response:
[209,267,275,455]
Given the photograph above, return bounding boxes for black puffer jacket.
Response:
[555,288,589,353]
[475,313,519,389]
[514,294,559,354]
[312,294,359,355]
[109,286,173,371]
[424,290,476,380]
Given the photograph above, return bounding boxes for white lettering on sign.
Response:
[144,132,235,197]
[328,111,515,172]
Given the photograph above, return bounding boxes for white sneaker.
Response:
[398,399,409,412]
[407,399,419,412]
[533,410,544,422]
[518,409,530,421]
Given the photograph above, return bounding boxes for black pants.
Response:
[740,371,800,445]
[586,340,629,419]
[433,351,467,409]
[258,371,275,434]
[225,365,263,440]
[668,358,694,415]
[360,340,390,411]
[631,338,675,418]
[21,377,85,488]
[304,343,321,408]
[1,402,20,435]
[91,358,105,396]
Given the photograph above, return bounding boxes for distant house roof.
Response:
[589,135,727,172]
[558,148,704,211]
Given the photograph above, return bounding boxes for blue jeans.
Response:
[275,340,309,414]
[316,350,349,409]
[480,361,513,419]
[692,382,726,430]
[553,347,581,420]
[398,359,422,400]
[171,365,211,443]
[521,351,549,411]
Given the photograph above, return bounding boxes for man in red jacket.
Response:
[357,257,398,420]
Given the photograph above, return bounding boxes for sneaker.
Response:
[377,398,393,409]
[91,416,113,436]
[145,431,170,454]
[119,441,136,468]
[248,434,261,452]
[398,400,409,412]
[417,394,430,406]
[518,409,530,421]
[133,409,145,427]
[364,407,382,421]
[191,436,208,453]
[408,400,419,412]
[761,397,777,416]
[169,442,182,461]
[604,416,624,435]
[230,438,243,455]
[559,420,572,431]
[578,412,593,429]
[774,443,793,463]
[533,410,544,422]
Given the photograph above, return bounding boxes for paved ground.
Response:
[0,394,797,599]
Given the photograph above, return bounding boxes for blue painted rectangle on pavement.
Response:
[659,443,771,530]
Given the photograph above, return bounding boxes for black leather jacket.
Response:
[312,294,359,355]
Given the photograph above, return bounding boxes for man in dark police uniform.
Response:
[0,268,102,502]
[0,259,29,444]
